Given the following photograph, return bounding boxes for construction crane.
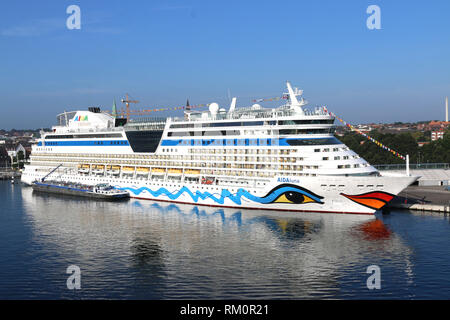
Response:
[115,99,195,117]
[121,93,139,120]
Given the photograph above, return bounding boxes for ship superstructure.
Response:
[22,82,418,214]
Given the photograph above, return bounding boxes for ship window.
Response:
[285,137,342,146]
[279,128,334,135]
[278,119,334,125]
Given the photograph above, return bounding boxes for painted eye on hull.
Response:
[262,184,324,205]
[274,192,316,204]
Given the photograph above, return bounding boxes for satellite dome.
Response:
[209,103,219,115]
[251,104,262,109]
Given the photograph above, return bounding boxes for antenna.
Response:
[286,81,305,115]
[229,97,237,113]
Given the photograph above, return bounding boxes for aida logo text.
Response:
[74,115,88,121]
[277,177,300,184]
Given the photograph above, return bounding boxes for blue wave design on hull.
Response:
[116,185,323,205]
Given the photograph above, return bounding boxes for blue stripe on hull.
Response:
[116,185,323,205]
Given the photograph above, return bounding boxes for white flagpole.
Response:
[406,154,410,176]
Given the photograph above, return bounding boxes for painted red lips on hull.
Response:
[340,191,395,210]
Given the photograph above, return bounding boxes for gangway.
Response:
[41,164,63,182]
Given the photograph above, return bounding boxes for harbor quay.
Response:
[388,185,450,213]
[376,164,450,213]
[0,169,21,180]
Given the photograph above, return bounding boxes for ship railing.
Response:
[375,163,450,171]
[52,127,126,134]
[171,107,329,122]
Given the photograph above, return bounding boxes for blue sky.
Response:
[0,0,449,129]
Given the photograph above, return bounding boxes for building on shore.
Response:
[431,129,446,141]
[0,145,11,169]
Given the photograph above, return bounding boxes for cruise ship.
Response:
[22,82,418,215]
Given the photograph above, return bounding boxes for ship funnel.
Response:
[286,81,305,115]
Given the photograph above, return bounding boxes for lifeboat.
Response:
[151,168,166,173]
[184,169,200,175]
[78,164,90,173]
[122,166,135,174]
[92,165,105,175]
[111,166,120,175]
[168,168,182,175]
[136,167,150,175]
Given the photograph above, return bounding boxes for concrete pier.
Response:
[388,186,450,213]
[0,170,21,180]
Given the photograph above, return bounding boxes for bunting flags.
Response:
[114,103,210,115]
[111,94,288,115]
[329,111,406,161]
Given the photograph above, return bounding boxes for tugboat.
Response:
[31,180,130,200]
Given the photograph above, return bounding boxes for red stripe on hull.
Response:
[130,196,374,216]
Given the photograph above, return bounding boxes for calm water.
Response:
[1,181,450,299]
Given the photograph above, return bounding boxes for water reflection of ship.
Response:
[132,200,378,241]
[356,219,392,241]
[22,186,414,298]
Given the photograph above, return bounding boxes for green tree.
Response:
[17,150,24,169]
[340,131,423,165]
[12,156,18,169]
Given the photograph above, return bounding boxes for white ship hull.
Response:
[22,166,417,215]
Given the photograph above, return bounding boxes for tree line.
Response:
[339,129,450,164]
